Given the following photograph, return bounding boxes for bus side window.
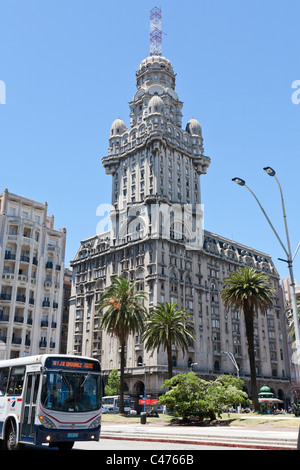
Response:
[7,366,26,396]
[0,368,9,396]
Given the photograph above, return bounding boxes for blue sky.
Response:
[0,0,300,283]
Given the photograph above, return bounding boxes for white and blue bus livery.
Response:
[0,354,102,450]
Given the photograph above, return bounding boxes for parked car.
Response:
[102,406,119,414]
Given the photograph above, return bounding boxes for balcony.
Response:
[0,293,12,301]
[5,253,16,260]
[42,300,50,307]
[46,261,53,269]
[0,314,9,322]
[14,316,24,324]
[12,337,22,345]
[53,302,58,309]
[16,295,26,303]
[20,255,30,263]
[41,320,49,327]
[39,340,47,348]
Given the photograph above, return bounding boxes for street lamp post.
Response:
[138,362,147,413]
[221,351,241,413]
[232,170,300,365]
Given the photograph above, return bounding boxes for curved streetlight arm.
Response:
[244,185,289,258]
[221,351,239,378]
[293,242,300,262]
[273,175,293,260]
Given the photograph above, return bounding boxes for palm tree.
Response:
[220,266,275,411]
[97,276,147,413]
[142,301,195,379]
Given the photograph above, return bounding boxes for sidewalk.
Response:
[101,421,299,450]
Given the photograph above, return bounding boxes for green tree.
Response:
[220,267,275,412]
[97,276,147,413]
[105,369,120,396]
[142,301,195,379]
[157,372,250,421]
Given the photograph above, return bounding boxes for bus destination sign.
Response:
[45,357,100,372]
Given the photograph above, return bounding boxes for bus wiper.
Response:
[60,370,71,388]
[80,372,91,388]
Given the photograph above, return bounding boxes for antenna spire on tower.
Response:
[150,7,164,56]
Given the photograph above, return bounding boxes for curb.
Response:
[101,434,296,451]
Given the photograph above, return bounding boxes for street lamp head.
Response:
[232,177,246,186]
[263,166,276,177]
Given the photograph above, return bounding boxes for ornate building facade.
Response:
[67,53,291,406]
[0,189,66,359]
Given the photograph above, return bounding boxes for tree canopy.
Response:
[158,372,250,421]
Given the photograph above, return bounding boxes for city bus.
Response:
[102,395,133,413]
[0,354,103,450]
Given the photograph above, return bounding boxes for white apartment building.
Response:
[0,189,66,359]
[67,53,292,407]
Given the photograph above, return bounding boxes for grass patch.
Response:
[101,412,300,429]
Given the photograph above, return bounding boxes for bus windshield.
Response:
[41,371,101,413]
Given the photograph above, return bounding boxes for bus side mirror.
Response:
[101,378,105,398]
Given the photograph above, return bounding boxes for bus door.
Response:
[20,372,40,443]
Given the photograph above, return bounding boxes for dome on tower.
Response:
[148,94,164,114]
[137,55,175,76]
[186,118,202,137]
[110,118,127,135]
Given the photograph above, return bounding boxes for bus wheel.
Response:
[57,441,74,451]
[5,422,23,450]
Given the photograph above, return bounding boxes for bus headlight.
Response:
[88,417,101,429]
[39,414,56,429]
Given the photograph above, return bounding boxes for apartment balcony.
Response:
[18,274,28,284]
[4,253,16,260]
[2,273,15,282]
[46,261,53,269]
[14,315,24,324]
[20,255,30,263]
[39,340,47,348]
[16,295,26,303]
[0,314,9,322]
[42,300,50,307]
[41,320,49,327]
[0,293,12,301]
[12,337,22,345]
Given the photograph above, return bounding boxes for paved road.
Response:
[19,439,249,451]
[73,437,249,451]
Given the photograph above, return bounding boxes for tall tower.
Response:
[103,31,210,248]
[68,10,290,406]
